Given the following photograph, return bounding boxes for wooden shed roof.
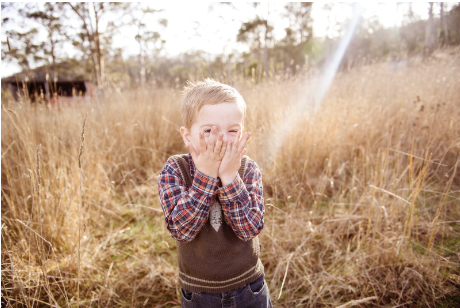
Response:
[1,60,89,83]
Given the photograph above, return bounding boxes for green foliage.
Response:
[26,3,67,73]
[304,37,327,65]
[244,60,258,76]
[283,2,313,44]
[1,28,43,71]
[237,18,272,47]
[446,4,460,45]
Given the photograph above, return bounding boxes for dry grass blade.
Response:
[77,112,88,307]
[278,252,294,300]
[336,296,378,308]
[37,144,43,248]
[15,219,52,248]
[369,185,410,205]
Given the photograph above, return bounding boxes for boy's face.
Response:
[180,102,243,155]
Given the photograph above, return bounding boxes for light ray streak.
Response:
[267,3,362,164]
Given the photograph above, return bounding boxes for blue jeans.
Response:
[180,273,272,308]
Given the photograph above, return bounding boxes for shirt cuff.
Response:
[217,174,244,203]
[192,168,220,197]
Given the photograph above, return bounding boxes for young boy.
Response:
[158,79,272,307]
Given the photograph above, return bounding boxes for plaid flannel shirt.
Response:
[158,153,264,243]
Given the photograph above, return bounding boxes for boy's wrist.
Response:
[193,168,220,197]
[195,165,219,180]
[197,169,218,180]
[219,172,238,187]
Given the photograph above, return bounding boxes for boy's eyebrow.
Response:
[200,123,242,128]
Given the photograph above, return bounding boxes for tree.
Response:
[1,3,44,73]
[445,3,460,46]
[424,2,436,55]
[26,3,67,78]
[440,3,449,46]
[277,2,314,74]
[65,2,130,86]
[237,2,279,81]
[208,2,238,84]
[129,5,167,86]
[237,15,273,81]
[2,29,42,73]
[284,3,313,46]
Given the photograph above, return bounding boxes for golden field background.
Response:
[2,49,460,307]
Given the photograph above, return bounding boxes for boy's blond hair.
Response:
[181,78,247,130]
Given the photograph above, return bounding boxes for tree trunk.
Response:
[139,48,146,87]
[68,3,101,86]
[440,3,450,46]
[227,54,232,85]
[90,41,100,86]
[137,26,146,87]
[424,2,436,55]
[49,27,57,80]
[94,4,103,86]
[263,21,269,76]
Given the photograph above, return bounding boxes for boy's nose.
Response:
[221,132,233,142]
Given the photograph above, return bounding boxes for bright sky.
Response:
[1,2,449,78]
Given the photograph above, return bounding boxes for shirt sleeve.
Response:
[158,157,220,243]
[216,159,265,241]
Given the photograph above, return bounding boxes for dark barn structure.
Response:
[1,62,95,105]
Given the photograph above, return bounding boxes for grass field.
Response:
[2,48,460,307]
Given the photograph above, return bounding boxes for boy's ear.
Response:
[180,126,191,144]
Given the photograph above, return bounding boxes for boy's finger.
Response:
[214,132,223,155]
[240,148,248,158]
[237,132,251,155]
[232,130,242,154]
[207,126,217,152]
[238,129,244,143]
[219,139,228,158]
[226,138,234,156]
[199,131,206,153]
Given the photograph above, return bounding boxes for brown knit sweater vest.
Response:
[170,154,264,293]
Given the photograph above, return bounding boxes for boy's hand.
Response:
[187,126,228,179]
[218,130,251,186]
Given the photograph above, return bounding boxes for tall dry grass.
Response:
[2,48,460,307]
